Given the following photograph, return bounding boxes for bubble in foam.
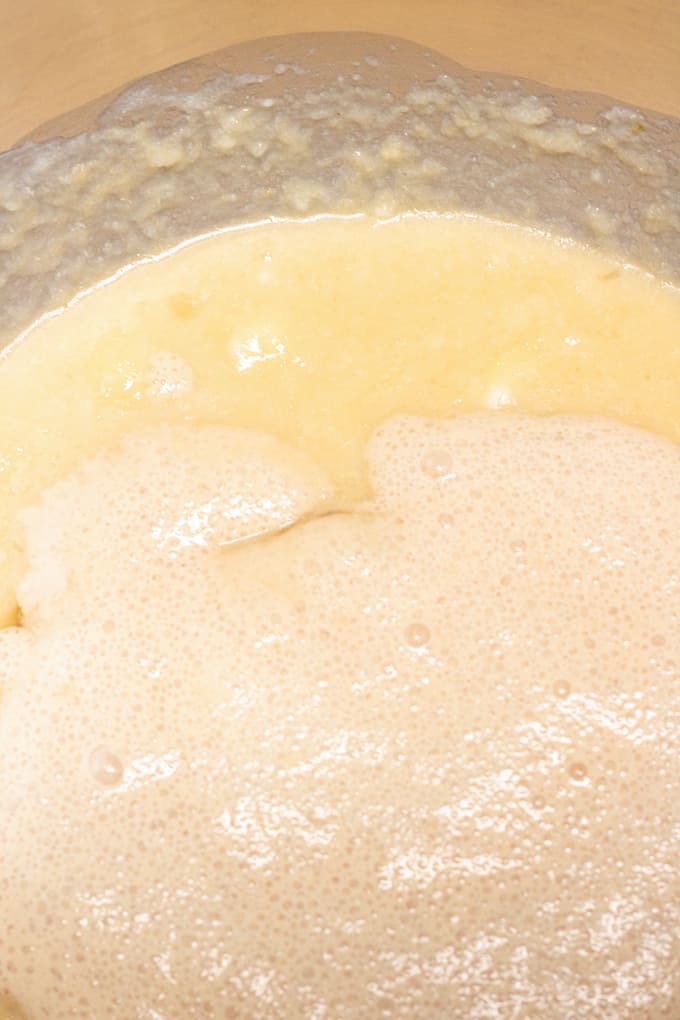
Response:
[405,622,431,648]
[2,412,680,1019]
[420,449,453,478]
[568,762,589,784]
[87,747,124,786]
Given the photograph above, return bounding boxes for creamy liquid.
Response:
[2,215,680,627]
[1,214,680,1019]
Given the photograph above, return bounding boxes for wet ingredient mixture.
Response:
[1,213,680,1019]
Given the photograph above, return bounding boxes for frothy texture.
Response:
[1,413,680,1019]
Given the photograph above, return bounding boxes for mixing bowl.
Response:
[0,30,678,349]
[0,22,679,1020]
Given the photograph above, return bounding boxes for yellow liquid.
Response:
[1,213,679,631]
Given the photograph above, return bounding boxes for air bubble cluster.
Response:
[1,413,680,1019]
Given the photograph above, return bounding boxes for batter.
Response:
[1,214,679,1018]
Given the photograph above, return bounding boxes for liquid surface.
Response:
[1,215,680,1018]
[2,215,680,627]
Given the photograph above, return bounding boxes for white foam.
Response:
[1,413,679,1019]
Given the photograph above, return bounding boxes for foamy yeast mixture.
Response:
[1,215,680,1019]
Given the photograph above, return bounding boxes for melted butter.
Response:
[1,213,679,627]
